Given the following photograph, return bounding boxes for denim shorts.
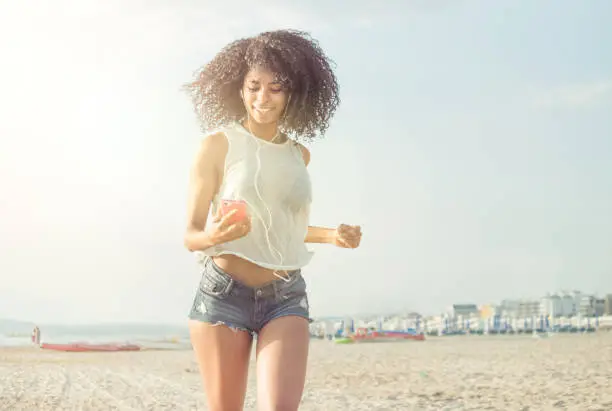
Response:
[188,257,312,334]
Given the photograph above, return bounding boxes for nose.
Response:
[255,88,270,104]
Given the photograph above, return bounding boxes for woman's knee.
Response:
[261,398,302,411]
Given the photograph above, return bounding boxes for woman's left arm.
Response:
[305,226,335,244]
[305,225,362,248]
[299,144,362,248]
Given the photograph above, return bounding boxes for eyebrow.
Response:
[246,79,282,86]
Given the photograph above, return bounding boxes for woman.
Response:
[183,29,362,411]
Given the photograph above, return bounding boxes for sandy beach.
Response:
[1,333,611,410]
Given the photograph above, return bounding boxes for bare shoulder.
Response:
[192,131,229,170]
[294,141,311,166]
[199,131,228,157]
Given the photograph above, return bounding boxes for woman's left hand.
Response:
[333,224,362,249]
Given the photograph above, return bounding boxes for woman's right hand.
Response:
[205,208,251,246]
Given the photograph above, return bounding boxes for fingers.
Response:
[336,237,353,248]
[218,209,239,229]
[233,218,251,236]
[341,238,360,248]
[337,224,362,248]
[212,206,224,222]
[338,224,361,236]
[221,215,251,240]
[340,226,362,239]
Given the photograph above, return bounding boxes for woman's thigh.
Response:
[189,321,253,411]
[255,316,310,411]
[255,272,312,411]
[187,258,257,410]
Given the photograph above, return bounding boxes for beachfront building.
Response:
[581,295,606,317]
[516,300,541,319]
[577,295,606,317]
[448,304,480,318]
[560,293,574,316]
[537,290,587,317]
[380,313,422,331]
[403,312,422,330]
[439,304,480,333]
[496,299,539,318]
[579,295,596,317]
[594,298,605,317]
[540,294,564,317]
[565,290,583,317]
[498,299,538,318]
[478,304,497,318]
[498,300,520,317]
[384,312,423,332]
[605,294,612,315]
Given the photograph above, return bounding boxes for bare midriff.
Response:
[212,255,292,287]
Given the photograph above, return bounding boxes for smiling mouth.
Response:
[254,107,274,112]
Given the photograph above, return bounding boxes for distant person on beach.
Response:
[31,326,40,345]
[183,29,362,410]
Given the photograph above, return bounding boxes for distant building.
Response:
[540,294,563,317]
[499,300,520,317]
[579,295,596,317]
[495,299,541,318]
[578,295,605,317]
[557,290,583,317]
[594,298,605,317]
[404,312,422,321]
[571,291,583,315]
[605,295,612,316]
[478,304,497,319]
[448,304,480,318]
[517,300,541,318]
[560,293,574,316]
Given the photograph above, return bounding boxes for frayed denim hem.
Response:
[188,316,255,336]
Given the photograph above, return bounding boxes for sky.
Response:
[1,0,611,325]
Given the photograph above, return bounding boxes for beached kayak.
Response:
[40,342,141,352]
[381,331,426,341]
[349,329,426,342]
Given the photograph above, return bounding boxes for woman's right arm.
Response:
[183,133,227,251]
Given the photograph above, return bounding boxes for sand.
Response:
[1,333,611,410]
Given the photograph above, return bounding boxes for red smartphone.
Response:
[220,199,247,223]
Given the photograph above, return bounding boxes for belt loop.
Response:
[198,256,209,277]
[224,278,234,295]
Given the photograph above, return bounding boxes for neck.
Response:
[241,119,279,142]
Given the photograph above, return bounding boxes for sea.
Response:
[0,322,192,350]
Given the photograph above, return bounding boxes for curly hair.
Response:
[184,29,340,141]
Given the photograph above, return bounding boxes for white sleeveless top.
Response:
[195,122,314,271]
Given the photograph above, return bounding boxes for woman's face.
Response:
[241,67,289,125]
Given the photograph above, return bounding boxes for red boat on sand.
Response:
[382,330,426,341]
[40,342,141,352]
[351,328,425,342]
[32,325,142,352]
